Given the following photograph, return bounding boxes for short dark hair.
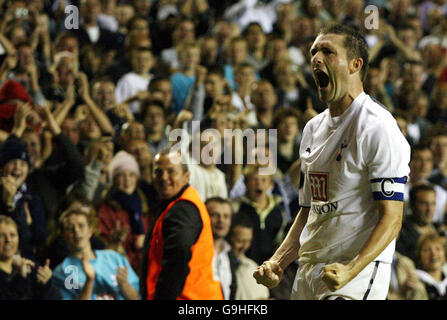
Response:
[148,77,170,92]
[228,214,254,239]
[126,15,149,31]
[272,107,301,129]
[139,99,166,122]
[206,66,225,78]
[396,22,416,33]
[318,23,369,82]
[205,197,232,209]
[155,148,189,173]
[234,62,254,74]
[91,76,115,89]
[411,143,432,159]
[403,59,424,68]
[59,204,98,231]
[54,31,78,50]
[242,22,264,36]
[15,41,32,50]
[409,184,436,209]
[428,127,447,140]
[392,110,410,122]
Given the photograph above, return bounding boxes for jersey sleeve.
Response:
[298,160,312,207]
[361,117,411,201]
[298,124,312,207]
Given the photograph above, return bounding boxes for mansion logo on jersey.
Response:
[311,201,338,215]
[309,172,329,202]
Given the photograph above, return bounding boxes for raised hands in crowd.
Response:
[0,0,446,301]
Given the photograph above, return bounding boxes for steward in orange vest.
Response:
[141,183,223,300]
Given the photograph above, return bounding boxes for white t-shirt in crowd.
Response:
[188,162,228,202]
[115,72,152,114]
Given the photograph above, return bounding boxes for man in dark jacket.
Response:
[0,215,60,300]
[140,149,223,300]
[0,103,47,260]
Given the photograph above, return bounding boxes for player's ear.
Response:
[349,57,363,75]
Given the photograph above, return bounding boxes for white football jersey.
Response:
[298,92,411,265]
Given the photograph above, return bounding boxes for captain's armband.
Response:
[370,177,407,201]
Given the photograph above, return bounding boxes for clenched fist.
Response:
[253,260,283,289]
[322,262,354,292]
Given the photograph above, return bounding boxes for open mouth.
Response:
[11,172,21,179]
[430,257,441,264]
[314,69,330,88]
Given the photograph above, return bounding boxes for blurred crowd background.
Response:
[0,0,446,300]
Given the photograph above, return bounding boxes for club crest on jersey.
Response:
[309,172,329,202]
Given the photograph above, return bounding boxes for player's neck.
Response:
[328,86,363,118]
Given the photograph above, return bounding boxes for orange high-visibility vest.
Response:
[145,186,223,300]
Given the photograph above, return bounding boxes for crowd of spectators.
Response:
[0,0,447,300]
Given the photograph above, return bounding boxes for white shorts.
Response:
[290,261,391,300]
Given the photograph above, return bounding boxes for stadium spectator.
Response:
[429,129,447,190]
[231,164,288,265]
[0,215,60,300]
[387,251,428,300]
[0,0,445,301]
[115,47,154,114]
[97,151,148,274]
[397,184,439,262]
[207,197,239,300]
[52,204,140,300]
[415,232,447,300]
[227,215,270,300]
[405,144,447,224]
